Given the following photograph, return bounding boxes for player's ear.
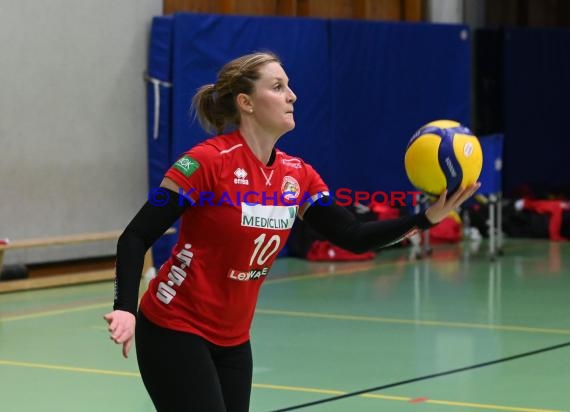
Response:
[236,93,253,114]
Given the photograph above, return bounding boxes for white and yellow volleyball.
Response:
[405,120,483,196]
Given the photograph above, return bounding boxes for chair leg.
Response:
[488,195,496,260]
[497,192,504,255]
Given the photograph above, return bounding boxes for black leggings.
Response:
[135,312,253,412]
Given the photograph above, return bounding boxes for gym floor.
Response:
[1,239,569,411]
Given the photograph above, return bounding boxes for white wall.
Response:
[0,0,163,264]
[427,0,464,24]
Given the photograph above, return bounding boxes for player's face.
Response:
[250,62,297,136]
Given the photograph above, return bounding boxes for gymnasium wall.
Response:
[0,0,162,264]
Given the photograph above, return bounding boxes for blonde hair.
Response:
[191,52,281,134]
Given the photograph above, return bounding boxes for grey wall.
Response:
[0,0,162,264]
[426,0,464,24]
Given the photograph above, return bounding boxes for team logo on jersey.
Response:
[234,168,249,185]
[241,203,297,230]
[281,158,302,169]
[173,156,200,177]
[281,176,300,201]
[227,267,270,282]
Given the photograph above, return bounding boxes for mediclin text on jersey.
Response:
[148,187,422,207]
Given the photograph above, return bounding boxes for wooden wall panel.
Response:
[364,0,402,21]
[163,0,570,26]
[527,0,551,27]
[486,0,518,27]
[527,0,570,27]
[164,0,279,16]
[229,0,279,15]
[557,0,570,27]
[164,0,218,14]
[297,0,310,17]
[403,0,422,22]
[353,0,366,19]
[219,0,234,14]
[299,0,355,19]
[163,0,425,21]
[485,0,570,28]
[276,0,298,16]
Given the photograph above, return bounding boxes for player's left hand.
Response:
[425,182,481,224]
[103,310,136,359]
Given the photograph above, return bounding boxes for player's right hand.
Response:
[425,182,481,224]
[103,310,136,359]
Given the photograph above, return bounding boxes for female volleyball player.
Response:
[104,52,479,412]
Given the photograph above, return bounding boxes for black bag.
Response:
[0,264,29,281]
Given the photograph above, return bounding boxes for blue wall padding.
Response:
[147,16,177,267]
[503,28,570,195]
[478,134,504,194]
[168,14,470,195]
[329,21,471,194]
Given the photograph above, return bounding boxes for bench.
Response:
[0,228,176,293]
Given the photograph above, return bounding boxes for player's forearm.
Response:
[113,191,188,315]
[113,229,147,315]
[303,198,433,254]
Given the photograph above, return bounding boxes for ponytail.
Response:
[191,52,281,135]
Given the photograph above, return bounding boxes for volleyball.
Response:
[404,120,483,196]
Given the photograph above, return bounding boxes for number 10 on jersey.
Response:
[249,234,281,266]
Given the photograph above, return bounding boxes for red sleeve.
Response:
[300,163,330,213]
[304,162,329,196]
[165,144,220,200]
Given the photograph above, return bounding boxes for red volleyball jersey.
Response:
[139,130,329,346]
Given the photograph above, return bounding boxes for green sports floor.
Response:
[1,239,569,412]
